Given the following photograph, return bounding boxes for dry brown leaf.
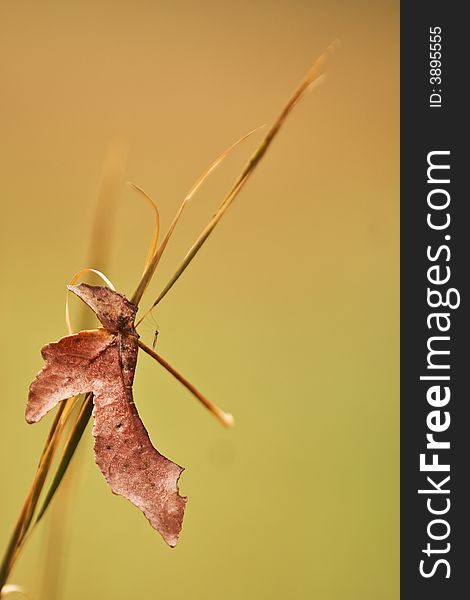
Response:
[26,284,186,547]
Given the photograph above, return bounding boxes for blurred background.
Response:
[0,1,399,598]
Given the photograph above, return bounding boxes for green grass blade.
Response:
[33,395,93,526]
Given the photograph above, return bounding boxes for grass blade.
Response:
[131,127,261,307]
[127,183,161,274]
[0,397,76,591]
[33,395,93,526]
[138,340,234,427]
[146,41,337,311]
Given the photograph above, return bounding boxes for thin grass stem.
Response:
[138,340,234,427]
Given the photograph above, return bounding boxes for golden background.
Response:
[0,1,399,598]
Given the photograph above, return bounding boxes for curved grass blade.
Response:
[127,183,161,274]
[131,126,262,307]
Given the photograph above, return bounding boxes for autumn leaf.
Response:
[26,283,186,547]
